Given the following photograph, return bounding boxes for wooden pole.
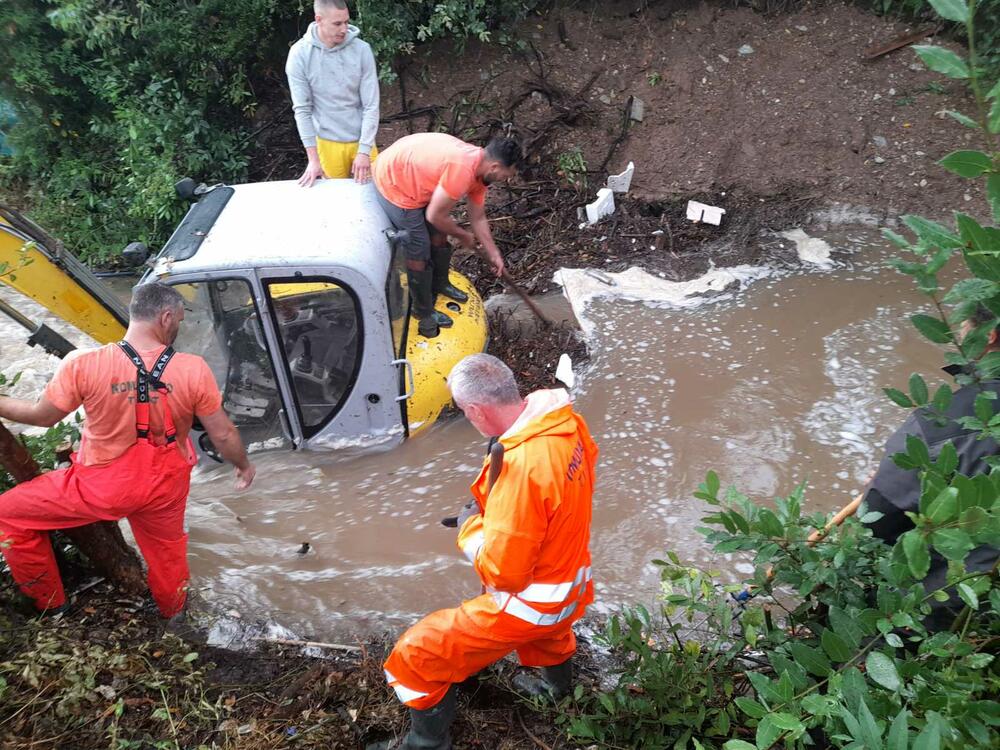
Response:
[0,421,146,596]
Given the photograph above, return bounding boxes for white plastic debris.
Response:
[686,200,726,226]
[555,353,576,389]
[606,161,635,193]
[585,187,615,224]
[629,97,645,122]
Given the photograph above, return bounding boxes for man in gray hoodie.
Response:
[285,0,380,187]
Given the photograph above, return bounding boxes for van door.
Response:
[257,268,404,450]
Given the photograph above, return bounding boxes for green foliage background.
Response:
[0,0,541,263]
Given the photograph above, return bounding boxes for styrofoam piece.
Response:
[629,97,645,122]
[586,188,615,224]
[606,161,635,193]
[555,353,576,389]
[686,200,726,226]
[780,228,833,267]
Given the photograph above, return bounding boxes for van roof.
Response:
[152,179,393,286]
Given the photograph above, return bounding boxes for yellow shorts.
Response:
[316,138,379,179]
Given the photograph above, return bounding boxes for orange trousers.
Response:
[384,591,583,710]
[0,440,193,616]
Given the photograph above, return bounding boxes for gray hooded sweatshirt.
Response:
[285,23,379,154]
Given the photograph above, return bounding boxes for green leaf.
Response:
[789,641,832,677]
[988,174,1000,224]
[723,742,757,750]
[866,651,902,691]
[901,215,964,249]
[757,508,784,537]
[910,314,953,344]
[821,628,854,662]
[926,486,958,524]
[902,530,931,579]
[989,79,1000,100]
[769,712,804,732]
[958,582,979,609]
[908,373,928,405]
[884,228,913,249]
[944,277,999,304]
[756,714,782,750]
[944,109,979,128]
[930,527,974,560]
[927,0,968,22]
[990,97,1000,134]
[913,45,970,79]
[829,607,864,649]
[857,698,885,750]
[887,708,909,750]
[884,387,915,408]
[912,720,940,750]
[735,697,768,719]
[939,150,993,178]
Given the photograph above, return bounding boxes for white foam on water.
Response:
[552,264,775,338]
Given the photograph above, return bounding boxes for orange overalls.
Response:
[384,390,599,709]
[0,342,196,616]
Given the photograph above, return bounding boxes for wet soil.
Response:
[0,579,581,750]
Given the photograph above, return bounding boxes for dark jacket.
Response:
[864,369,998,628]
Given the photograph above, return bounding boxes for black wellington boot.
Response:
[366,685,458,750]
[408,268,452,338]
[430,246,468,303]
[512,658,573,702]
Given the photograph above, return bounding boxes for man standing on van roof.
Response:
[373,133,520,338]
[286,0,380,186]
[0,283,255,618]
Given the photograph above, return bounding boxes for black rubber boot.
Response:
[366,685,457,750]
[512,658,573,701]
[408,268,452,338]
[430,246,468,303]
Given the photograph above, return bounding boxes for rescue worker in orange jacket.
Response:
[0,282,255,617]
[375,353,598,750]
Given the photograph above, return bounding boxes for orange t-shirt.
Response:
[374,132,488,209]
[44,343,223,467]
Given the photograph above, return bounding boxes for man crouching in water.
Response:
[371,353,598,749]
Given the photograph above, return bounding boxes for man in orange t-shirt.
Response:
[0,282,255,617]
[373,133,520,338]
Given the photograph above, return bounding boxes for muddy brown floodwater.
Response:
[0,228,954,642]
[171,228,948,641]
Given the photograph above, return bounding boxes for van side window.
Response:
[170,279,287,449]
[266,280,361,434]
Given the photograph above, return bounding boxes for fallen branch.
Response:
[261,637,362,653]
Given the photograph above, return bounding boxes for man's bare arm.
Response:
[467,201,504,276]
[425,186,476,247]
[0,395,69,428]
[199,408,255,489]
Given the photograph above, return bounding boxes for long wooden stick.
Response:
[760,491,867,585]
[260,637,362,653]
[807,491,866,544]
[500,269,555,328]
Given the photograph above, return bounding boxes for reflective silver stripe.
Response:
[492,591,580,626]
[517,564,593,603]
[385,669,429,703]
[462,531,485,563]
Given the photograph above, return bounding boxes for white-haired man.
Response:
[374,353,598,750]
[286,0,380,186]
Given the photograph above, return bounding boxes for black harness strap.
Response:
[117,341,177,443]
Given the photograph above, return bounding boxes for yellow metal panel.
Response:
[405,270,488,434]
[0,222,126,344]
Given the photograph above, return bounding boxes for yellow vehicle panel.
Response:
[405,270,488,434]
[0,219,126,344]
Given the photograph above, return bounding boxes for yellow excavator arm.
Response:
[0,205,127,345]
